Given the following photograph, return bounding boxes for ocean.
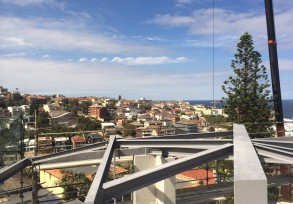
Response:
[185,99,293,120]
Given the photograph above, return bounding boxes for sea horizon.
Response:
[185,99,293,119]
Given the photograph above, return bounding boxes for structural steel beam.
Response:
[37,147,147,166]
[259,156,293,164]
[0,158,31,183]
[253,137,293,141]
[234,124,267,204]
[117,147,147,157]
[99,143,233,202]
[117,139,232,149]
[135,131,233,140]
[253,142,293,153]
[84,136,116,204]
[149,148,204,157]
[254,143,293,164]
[32,141,107,164]
[252,139,293,149]
[37,151,106,165]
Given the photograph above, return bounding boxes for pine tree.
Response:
[222,32,273,138]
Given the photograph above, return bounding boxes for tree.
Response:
[222,32,273,138]
[118,95,122,101]
[37,111,50,128]
[58,169,91,201]
[77,116,101,130]
[122,122,136,137]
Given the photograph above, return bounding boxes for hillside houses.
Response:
[0,85,227,142]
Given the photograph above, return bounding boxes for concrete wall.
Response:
[133,155,176,204]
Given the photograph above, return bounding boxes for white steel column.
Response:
[234,124,267,204]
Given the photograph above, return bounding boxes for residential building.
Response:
[71,135,86,149]
[144,120,163,127]
[43,103,61,113]
[174,120,198,134]
[40,169,66,199]
[26,95,47,106]
[86,133,103,143]
[0,108,10,118]
[151,126,176,136]
[136,127,152,137]
[50,110,77,126]
[88,105,109,121]
[7,106,21,116]
[101,122,115,129]
[0,86,8,94]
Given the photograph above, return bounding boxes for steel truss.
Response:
[0,124,292,203]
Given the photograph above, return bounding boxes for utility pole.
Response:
[34,109,38,156]
[20,113,24,204]
[264,0,290,201]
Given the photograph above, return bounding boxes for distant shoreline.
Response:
[185,99,293,119]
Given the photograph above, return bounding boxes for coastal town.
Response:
[0,85,233,203]
[0,85,228,158]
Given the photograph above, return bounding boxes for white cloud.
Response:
[0,16,166,55]
[0,0,64,9]
[4,52,34,57]
[42,54,50,58]
[110,56,188,65]
[175,0,202,7]
[100,57,108,62]
[90,58,98,62]
[279,59,293,71]
[0,57,227,99]
[149,14,194,26]
[2,37,33,47]
[149,8,261,35]
[78,57,88,62]
[149,7,293,50]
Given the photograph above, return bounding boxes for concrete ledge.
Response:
[233,124,267,204]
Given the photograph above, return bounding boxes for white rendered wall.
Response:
[133,155,176,204]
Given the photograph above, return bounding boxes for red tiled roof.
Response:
[46,169,63,179]
[109,165,128,175]
[176,168,214,185]
[71,135,86,143]
[46,169,92,180]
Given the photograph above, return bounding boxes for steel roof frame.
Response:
[0,125,293,203]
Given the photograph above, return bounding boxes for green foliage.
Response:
[122,122,136,137]
[67,99,79,115]
[222,32,273,138]
[77,116,101,130]
[268,187,279,201]
[204,115,227,125]
[139,104,152,113]
[208,126,215,132]
[59,169,91,201]
[80,101,92,114]
[22,167,33,178]
[37,111,50,128]
[0,98,8,109]
[29,104,39,115]
[49,124,74,133]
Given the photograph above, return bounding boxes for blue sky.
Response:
[0,0,293,100]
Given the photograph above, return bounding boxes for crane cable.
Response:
[212,0,215,109]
